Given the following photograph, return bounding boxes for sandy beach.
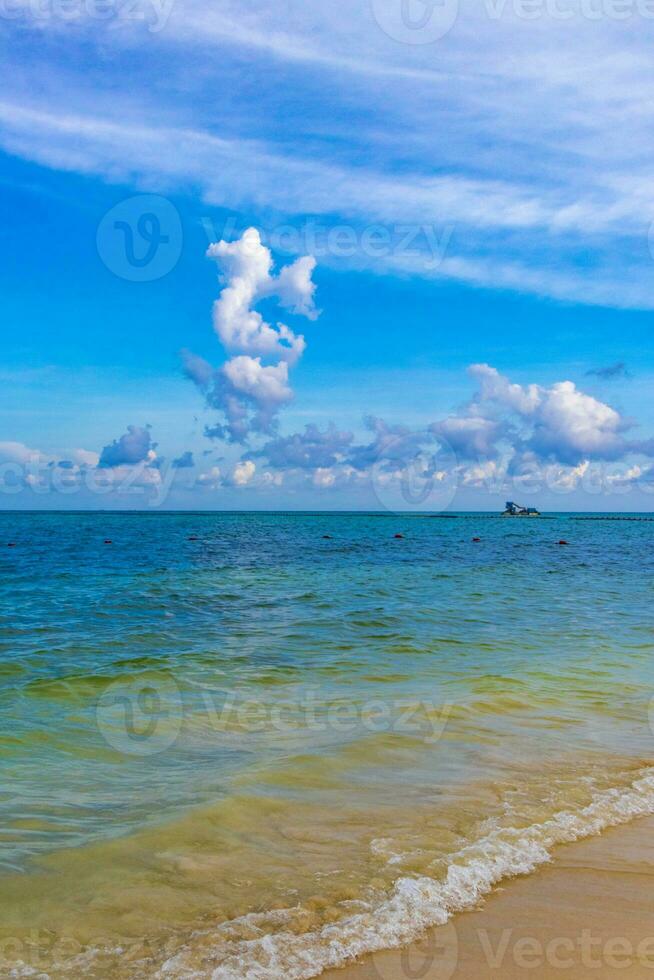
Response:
[323,814,654,980]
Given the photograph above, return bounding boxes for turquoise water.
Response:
[1,511,654,977]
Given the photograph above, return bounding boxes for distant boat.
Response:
[502,500,541,517]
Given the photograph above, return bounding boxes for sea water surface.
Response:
[1,511,653,978]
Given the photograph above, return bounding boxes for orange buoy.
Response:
[558,540,569,545]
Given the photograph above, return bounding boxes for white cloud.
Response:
[432,415,503,459]
[186,228,319,443]
[0,441,44,465]
[249,364,653,503]
[222,356,292,404]
[231,459,256,486]
[466,364,630,464]
[468,364,541,416]
[259,424,353,469]
[529,380,626,462]
[207,227,312,365]
[197,465,222,488]
[275,255,319,319]
[312,467,336,488]
[68,448,100,467]
[98,425,155,468]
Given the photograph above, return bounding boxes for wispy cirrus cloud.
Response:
[2,0,654,309]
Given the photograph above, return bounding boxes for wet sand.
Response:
[323,814,654,980]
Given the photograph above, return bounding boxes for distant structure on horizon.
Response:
[502,501,541,517]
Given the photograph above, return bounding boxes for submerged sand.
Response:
[322,814,654,980]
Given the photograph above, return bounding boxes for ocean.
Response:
[1,510,653,978]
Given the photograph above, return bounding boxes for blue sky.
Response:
[1,0,654,510]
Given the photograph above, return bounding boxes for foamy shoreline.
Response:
[322,812,654,980]
[160,769,654,979]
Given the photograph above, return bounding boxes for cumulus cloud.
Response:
[230,459,256,486]
[528,381,627,463]
[185,228,318,443]
[206,227,313,365]
[99,425,155,468]
[253,416,453,499]
[197,465,222,488]
[463,364,631,465]
[259,423,353,469]
[0,442,98,475]
[248,363,652,503]
[181,350,214,389]
[223,356,292,405]
[0,441,46,466]
[431,415,504,459]
[347,416,433,471]
[172,451,194,469]
[0,438,164,498]
[275,256,319,319]
[468,363,541,417]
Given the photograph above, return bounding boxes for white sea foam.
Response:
[157,767,654,980]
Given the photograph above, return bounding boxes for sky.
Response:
[1,0,654,511]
